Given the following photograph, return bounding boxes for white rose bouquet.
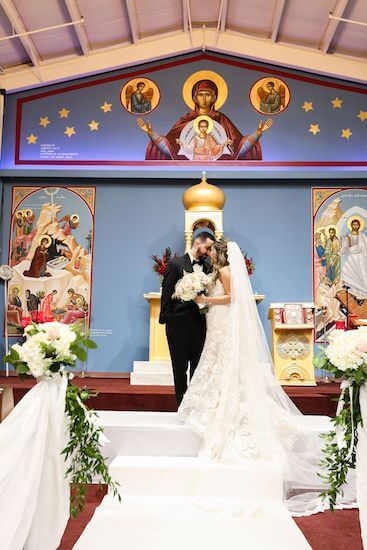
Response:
[9,322,81,378]
[314,327,367,510]
[325,327,367,374]
[4,322,121,517]
[172,271,211,312]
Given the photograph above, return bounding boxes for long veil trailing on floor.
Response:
[226,241,356,515]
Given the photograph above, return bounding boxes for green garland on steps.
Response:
[314,351,367,510]
[63,382,121,518]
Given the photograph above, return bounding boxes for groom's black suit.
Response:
[159,253,210,406]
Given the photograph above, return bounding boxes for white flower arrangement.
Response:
[314,326,367,510]
[10,322,78,378]
[325,327,367,373]
[3,322,121,517]
[172,270,211,303]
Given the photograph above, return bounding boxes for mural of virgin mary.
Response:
[137,71,272,161]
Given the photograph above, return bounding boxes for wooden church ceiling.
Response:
[0,0,366,92]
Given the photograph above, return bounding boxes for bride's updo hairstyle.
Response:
[211,238,229,284]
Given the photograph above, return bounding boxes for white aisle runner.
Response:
[75,411,314,550]
[75,494,310,550]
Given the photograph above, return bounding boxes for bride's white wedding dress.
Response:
[178,277,265,461]
[178,242,356,515]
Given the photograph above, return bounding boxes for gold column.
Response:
[184,231,193,254]
[144,293,170,362]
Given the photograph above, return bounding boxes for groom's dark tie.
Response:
[192,259,203,266]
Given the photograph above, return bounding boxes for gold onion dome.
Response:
[182,172,226,211]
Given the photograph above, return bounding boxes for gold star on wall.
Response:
[357,111,367,121]
[341,128,352,139]
[100,102,112,113]
[302,101,313,112]
[309,124,320,136]
[331,98,343,109]
[59,107,70,118]
[64,126,76,138]
[26,133,38,144]
[39,116,50,128]
[88,120,100,131]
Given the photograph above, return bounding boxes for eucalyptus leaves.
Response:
[314,327,367,510]
[3,321,121,517]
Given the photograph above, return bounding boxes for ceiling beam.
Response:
[220,0,228,32]
[124,0,139,44]
[215,0,228,46]
[1,28,366,93]
[216,27,367,82]
[183,0,193,46]
[0,0,41,68]
[64,0,90,55]
[182,0,188,32]
[320,0,350,54]
[270,0,286,42]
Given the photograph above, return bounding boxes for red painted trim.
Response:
[17,52,367,103]
[14,51,367,166]
[203,54,367,93]
[13,159,367,167]
[15,99,23,164]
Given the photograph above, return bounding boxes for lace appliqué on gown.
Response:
[177,279,259,461]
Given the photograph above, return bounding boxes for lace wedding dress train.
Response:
[178,242,356,516]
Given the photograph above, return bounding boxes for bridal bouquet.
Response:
[314,327,367,509]
[4,322,121,517]
[172,271,211,313]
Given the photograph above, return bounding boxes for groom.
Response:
[159,228,215,406]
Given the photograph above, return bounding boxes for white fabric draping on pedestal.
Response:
[0,375,70,550]
[357,384,367,549]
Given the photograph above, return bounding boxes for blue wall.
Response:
[1,177,364,373]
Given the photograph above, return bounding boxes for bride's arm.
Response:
[195,267,231,306]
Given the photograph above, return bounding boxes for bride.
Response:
[177,239,355,515]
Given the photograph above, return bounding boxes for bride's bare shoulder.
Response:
[219,265,230,279]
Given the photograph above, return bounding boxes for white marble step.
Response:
[97,410,332,469]
[133,361,172,373]
[74,495,311,550]
[131,361,174,385]
[130,372,174,385]
[97,411,331,463]
[98,411,180,427]
[109,455,283,500]
[98,411,201,462]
